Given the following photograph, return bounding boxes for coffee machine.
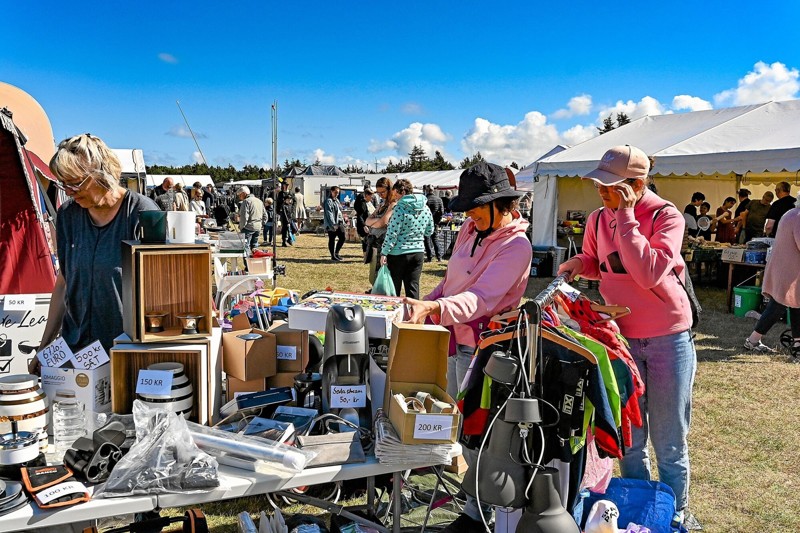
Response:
[321,304,371,430]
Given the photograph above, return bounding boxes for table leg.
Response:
[393,472,402,533]
[727,263,735,313]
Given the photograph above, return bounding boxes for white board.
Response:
[0,294,51,375]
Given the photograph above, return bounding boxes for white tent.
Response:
[531,99,800,246]
[354,170,465,190]
[516,145,568,191]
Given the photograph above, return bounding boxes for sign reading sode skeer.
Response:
[330,385,367,408]
[413,414,453,440]
[135,369,173,396]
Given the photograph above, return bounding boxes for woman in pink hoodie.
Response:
[558,145,700,531]
[405,162,532,533]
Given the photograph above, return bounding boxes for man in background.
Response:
[149,177,175,211]
[237,186,265,251]
[203,184,216,213]
[354,186,375,252]
[683,192,705,237]
[423,185,444,262]
[733,188,751,243]
[742,191,773,242]
[765,181,796,238]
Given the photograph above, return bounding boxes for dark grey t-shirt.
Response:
[57,191,158,352]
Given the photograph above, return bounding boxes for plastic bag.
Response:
[371,265,396,296]
[94,401,220,497]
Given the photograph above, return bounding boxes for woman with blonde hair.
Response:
[30,133,158,371]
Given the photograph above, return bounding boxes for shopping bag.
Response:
[372,265,396,296]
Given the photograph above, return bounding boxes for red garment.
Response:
[554,294,645,448]
[715,207,737,244]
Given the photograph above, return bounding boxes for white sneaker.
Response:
[744,338,776,353]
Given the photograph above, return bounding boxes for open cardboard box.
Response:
[384,322,460,445]
[288,291,404,339]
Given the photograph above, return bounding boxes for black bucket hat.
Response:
[449,162,524,212]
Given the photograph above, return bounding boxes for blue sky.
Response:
[2,1,799,170]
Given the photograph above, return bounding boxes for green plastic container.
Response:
[733,286,762,317]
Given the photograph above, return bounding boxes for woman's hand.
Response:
[613,182,637,209]
[404,297,439,324]
[380,256,387,266]
[557,257,584,281]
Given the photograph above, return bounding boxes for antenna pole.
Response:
[176,100,208,167]
[271,101,278,289]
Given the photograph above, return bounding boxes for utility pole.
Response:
[271,101,278,289]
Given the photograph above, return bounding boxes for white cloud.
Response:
[561,124,597,146]
[595,96,666,123]
[166,125,207,139]
[371,122,453,161]
[191,151,205,164]
[311,148,336,165]
[714,61,800,106]
[551,94,593,119]
[671,95,713,112]
[402,102,424,115]
[158,52,178,64]
[460,111,562,166]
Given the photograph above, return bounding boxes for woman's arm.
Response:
[366,202,395,228]
[380,210,402,256]
[28,273,67,373]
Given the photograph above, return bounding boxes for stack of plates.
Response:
[0,375,48,447]
[136,363,193,419]
[0,480,28,517]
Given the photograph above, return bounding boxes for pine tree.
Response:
[597,114,616,134]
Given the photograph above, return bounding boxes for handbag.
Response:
[372,265,397,296]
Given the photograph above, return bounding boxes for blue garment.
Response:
[57,191,158,352]
[381,194,433,256]
[619,330,696,511]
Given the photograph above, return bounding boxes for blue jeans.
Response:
[619,330,696,511]
[262,222,273,244]
[447,345,492,523]
[243,229,259,250]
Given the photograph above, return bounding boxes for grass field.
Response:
[170,234,800,532]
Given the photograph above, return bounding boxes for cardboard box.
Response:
[110,343,213,424]
[445,453,468,475]
[265,372,298,390]
[268,321,309,373]
[288,291,404,339]
[222,328,277,381]
[41,363,112,434]
[384,323,460,445]
[227,376,266,398]
[721,247,746,263]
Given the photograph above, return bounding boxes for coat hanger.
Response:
[477,324,598,364]
[589,303,631,323]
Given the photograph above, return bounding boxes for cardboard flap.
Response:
[386,323,450,391]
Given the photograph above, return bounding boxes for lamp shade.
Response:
[515,467,580,533]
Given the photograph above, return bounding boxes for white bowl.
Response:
[137,382,193,401]
[138,396,193,418]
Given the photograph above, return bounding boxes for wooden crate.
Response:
[110,343,210,424]
[122,241,213,342]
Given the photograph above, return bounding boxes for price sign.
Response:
[558,283,581,303]
[135,370,173,396]
[70,340,109,370]
[330,385,366,408]
[37,481,88,504]
[36,337,74,368]
[413,414,453,440]
[276,345,297,361]
[3,294,35,311]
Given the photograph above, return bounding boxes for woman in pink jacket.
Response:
[558,145,700,531]
[405,162,532,533]
[744,203,800,356]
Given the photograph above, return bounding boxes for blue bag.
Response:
[372,265,397,296]
[580,478,681,533]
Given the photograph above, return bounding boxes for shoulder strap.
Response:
[593,207,604,237]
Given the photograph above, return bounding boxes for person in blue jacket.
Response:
[380,179,433,298]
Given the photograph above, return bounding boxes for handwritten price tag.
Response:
[330,385,366,408]
[36,337,74,368]
[276,345,297,360]
[135,370,173,396]
[71,340,109,370]
[413,414,453,440]
[3,294,35,311]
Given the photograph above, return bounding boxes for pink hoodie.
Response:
[424,212,532,347]
[575,189,692,339]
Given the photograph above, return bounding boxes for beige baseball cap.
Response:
[584,145,650,185]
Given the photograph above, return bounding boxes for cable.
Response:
[474,396,509,533]
[524,425,546,499]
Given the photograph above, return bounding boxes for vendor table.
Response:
[2,488,157,532]
[0,456,441,533]
[683,248,724,286]
[724,260,766,313]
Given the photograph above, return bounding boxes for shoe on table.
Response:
[744,338,775,353]
[440,513,489,533]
